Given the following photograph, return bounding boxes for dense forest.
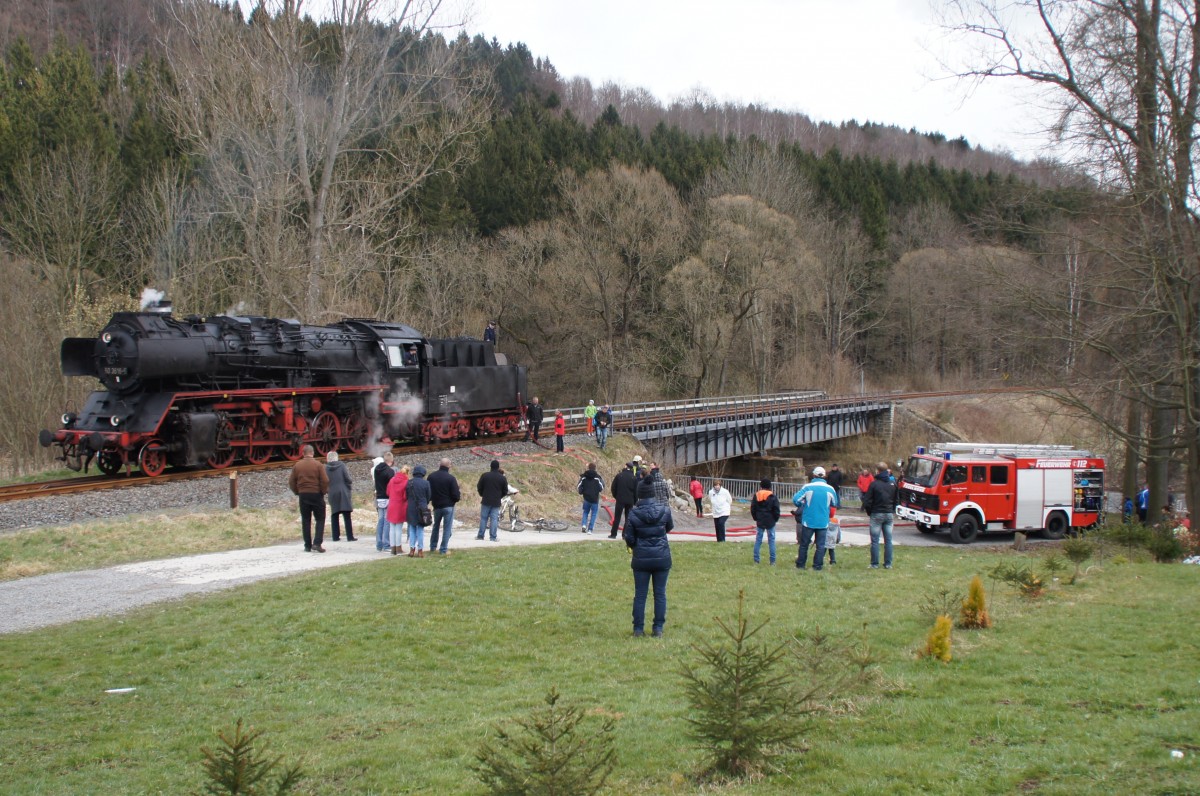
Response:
[1,0,1195,514]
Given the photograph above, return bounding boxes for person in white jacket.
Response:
[708,480,733,542]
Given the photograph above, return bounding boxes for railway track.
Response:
[3,389,1018,503]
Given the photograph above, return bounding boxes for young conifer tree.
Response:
[959,575,992,629]
[920,615,953,663]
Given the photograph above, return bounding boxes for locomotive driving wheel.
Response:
[206,419,238,469]
[280,436,304,461]
[244,429,272,465]
[343,413,368,454]
[310,411,341,456]
[139,439,168,477]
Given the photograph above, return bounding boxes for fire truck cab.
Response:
[896,443,1105,543]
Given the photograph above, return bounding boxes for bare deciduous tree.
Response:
[161,0,491,319]
[945,0,1200,512]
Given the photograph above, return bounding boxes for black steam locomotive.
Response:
[39,301,527,476]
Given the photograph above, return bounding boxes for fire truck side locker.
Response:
[1015,469,1044,529]
[1015,465,1077,530]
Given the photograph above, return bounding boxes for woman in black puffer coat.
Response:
[623,477,674,637]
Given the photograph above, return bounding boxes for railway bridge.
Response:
[565,393,894,468]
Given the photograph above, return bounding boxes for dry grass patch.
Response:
[0,507,299,581]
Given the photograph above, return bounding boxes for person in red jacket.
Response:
[857,468,873,501]
[688,476,704,517]
[554,410,566,453]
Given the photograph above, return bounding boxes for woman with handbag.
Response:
[406,464,432,557]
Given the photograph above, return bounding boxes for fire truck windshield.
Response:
[904,457,942,487]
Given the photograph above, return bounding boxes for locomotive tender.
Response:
[39,301,527,476]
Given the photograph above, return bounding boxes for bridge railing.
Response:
[549,391,828,431]
[679,476,864,509]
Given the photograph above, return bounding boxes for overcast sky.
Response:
[462,0,1052,159]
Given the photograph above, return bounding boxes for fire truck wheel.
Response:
[915,522,936,534]
[1043,512,1068,540]
[949,514,980,544]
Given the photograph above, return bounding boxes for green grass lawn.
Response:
[1,542,1197,794]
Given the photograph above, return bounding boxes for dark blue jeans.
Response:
[796,524,828,569]
[632,568,669,634]
[429,506,454,553]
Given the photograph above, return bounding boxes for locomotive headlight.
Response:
[110,415,122,427]
[61,412,77,426]
[102,332,113,344]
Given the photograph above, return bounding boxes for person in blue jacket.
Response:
[623,477,674,637]
[793,466,839,570]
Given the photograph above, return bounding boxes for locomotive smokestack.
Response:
[139,288,170,313]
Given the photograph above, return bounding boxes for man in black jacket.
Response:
[577,462,605,533]
[862,461,899,569]
[609,461,639,539]
[476,460,508,541]
[524,396,544,442]
[427,458,461,555]
[372,452,395,552]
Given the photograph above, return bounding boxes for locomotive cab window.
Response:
[387,345,404,369]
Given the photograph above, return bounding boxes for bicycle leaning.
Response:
[498,488,569,533]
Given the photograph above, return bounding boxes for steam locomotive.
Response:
[39,301,527,476]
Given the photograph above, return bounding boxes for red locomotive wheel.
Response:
[206,420,238,469]
[244,430,272,465]
[139,439,168,477]
[280,436,304,461]
[343,413,368,454]
[310,411,341,456]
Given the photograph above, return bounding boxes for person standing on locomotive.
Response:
[483,320,498,344]
[289,445,329,553]
[386,465,410,556]
[373,452,395,553]
[326,451,356,542]
[428,458,461,556]
[476,460,508,542]
[524,396,544,443]
[406,465,432,557]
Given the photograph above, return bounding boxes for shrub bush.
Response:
[1061,537,1094,583]
[1146,526,1185,562]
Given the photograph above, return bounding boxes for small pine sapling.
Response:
[919,615,953,663]
[198,719,302,796]
[959,575,992,629]
[473,687,617,796]
[1061,537,1095,583]
[678,590,803,779]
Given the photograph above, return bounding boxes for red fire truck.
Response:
[895,443,1105,543]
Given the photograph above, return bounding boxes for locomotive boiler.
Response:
[40,302,527,476]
